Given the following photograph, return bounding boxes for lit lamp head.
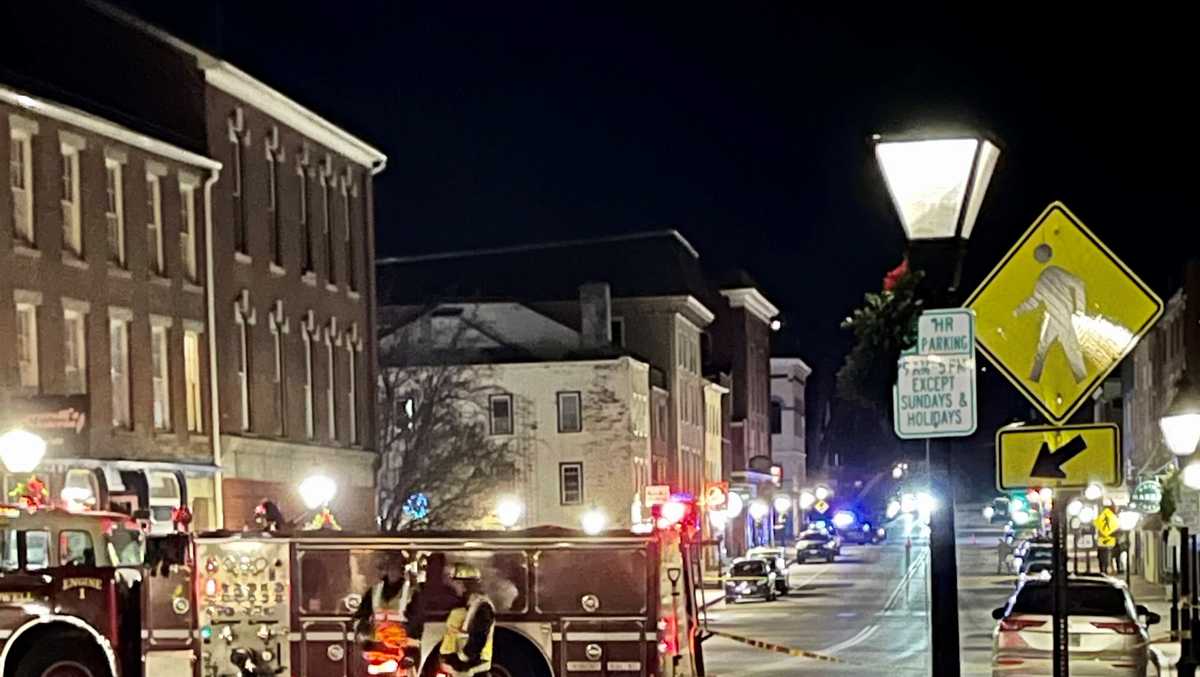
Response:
[1184,462,1200,491]
[0,429,47,473]
[1084,483,1104,502]
[1161,377,1200,457]
[873,133,1000,290]
[748,499,769,522]
[495,495,523,529]
[726,492,745,517]
[581,508,607,535]
[814,486,830,501]
[798,491,816,510]
[298,474,337,511]
[772,495,792,514]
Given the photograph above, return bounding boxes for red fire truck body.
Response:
[0,505,705,677]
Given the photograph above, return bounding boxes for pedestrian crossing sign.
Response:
[966,202,1163,423]
[1093,507,1119,537]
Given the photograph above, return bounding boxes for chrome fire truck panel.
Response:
[195,537,292,676]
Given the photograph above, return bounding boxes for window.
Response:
[179,180,198,282]
[184,329,203,433]
[10,129,33,244]
[110,317,131,428]
[325,329,337,441]
[146,173,164,275]
[236,307,253,432]
[769,398,783,435]
[343,176,356,291]
[347,341,358,444]
[269,306,287,436]
[302,320,318,439]
[489,394,513,435]
[2,529,50,571]
[299,156,313,273]
[59,530,95,567]
[557,391,582,433]
[62,469,98,510]
[322,164,335,283]
[105,160,125,266]
[16,303,39,389]
[64,308,87,394]
[266,131,283,267]
[151,324,171,431]
[230,117,247,255]
[611,317,625,347]
[61,145,82,256]
[559,463,583,505]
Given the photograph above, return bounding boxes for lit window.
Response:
[10,130,33,245]
[560,463,583,505]
[557,392,582,433]
[61,146,82,256]
[16,303,39,389]
[489,394,513,435]
[110,318,131,428]
[152,324,171,431]
[146,173,164,275]
[184,330,203,433]
[64,308,88,394]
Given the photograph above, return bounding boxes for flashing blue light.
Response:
[402,493,430,520]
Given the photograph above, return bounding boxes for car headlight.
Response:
[737,582,750,592]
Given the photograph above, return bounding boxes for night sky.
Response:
[132,3,1192,485]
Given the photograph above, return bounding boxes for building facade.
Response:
[770,357,811,493]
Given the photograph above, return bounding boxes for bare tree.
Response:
[377,322,519,531]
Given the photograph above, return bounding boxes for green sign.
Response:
[1132,479,1163,514]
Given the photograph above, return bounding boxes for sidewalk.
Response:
[1127,572,1179,675]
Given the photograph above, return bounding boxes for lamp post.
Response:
[875,131,1000,677]
[0,429,47,473]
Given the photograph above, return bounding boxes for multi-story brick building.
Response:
[0,1,386,529]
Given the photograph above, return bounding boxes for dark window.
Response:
[489,394,513,435]
[323,176,335,283]
[300,165,313,273]
[268,152,282,266]
[344,187,355,291]
[769,399,783,434]
[1010,583,1130,616]
[231,133,247,255]
[557,391,582,433]
[611,317,625,347]
[59,530,95,566]
[730,560,767,576]
[559,463,583,505]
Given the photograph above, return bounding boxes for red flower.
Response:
[883,259,909,291]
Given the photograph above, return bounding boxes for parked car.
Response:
[991,575,1160,676]
[841,521,887,545]
[794,532,838,564]
[724,557,778,603]
[746,547,791,595]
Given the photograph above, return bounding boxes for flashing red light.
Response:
[659,613,679,656]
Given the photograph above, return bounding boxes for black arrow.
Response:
[1029,435,1089,479]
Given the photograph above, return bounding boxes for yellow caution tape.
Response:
[707,629,845,663]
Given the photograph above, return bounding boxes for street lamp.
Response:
[814,486,830,501]
[748,499,769,522]
[298,474,337,511]
[581,509,607,535]
[1118,510,1142,532]
[798,491,815,510]
[1084,483,1104,502]
[726,492,745,517]
[893,465,904,479]
[772,495,792,514]
[876,131,999,677]
[496,496,523,529]
[0,429,47,473]
[1162,377,1200,456]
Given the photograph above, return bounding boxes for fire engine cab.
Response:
[0,499,707,677]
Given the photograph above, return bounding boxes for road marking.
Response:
[787,562,832,590]
[821,623,878,654]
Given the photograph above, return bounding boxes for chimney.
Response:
[579,282,612,349]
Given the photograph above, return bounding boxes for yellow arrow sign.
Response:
[996,423,1121,490]
[966,202,1163,423]
[1094,507,1119,537]
[1096,535,1116,549]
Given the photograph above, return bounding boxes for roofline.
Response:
[376,229,700,266]
[2,84,221,171]
[770,356,813,380]
[86,1,387,170]
[720,287,780,323]
[382,355,646,371]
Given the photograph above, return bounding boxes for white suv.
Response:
[991,575,1161,676]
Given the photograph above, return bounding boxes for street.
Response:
[703,505,1016,676]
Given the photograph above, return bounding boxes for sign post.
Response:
[971,202,1165,677]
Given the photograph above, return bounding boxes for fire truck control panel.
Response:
[196,538,292,676]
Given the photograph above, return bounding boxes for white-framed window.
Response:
[302,322,317,439]
[235,303,254,432]
[325,328,338,442]
[557,391,582,433]
[10,128,34,245]
[146,173,164,275]
[269,304,287,436]
[109,317,131,428]
[16,303,39,389]
[298,153,313,273]
[61,145,82,256]
[64,307,88,394]
[184,329,203,433]
[346,341,358,445]
[559,463,583,505]
[266,129,284,267]
[151,323,171,431]
[489,394,513,435]
[179,177,198,282]
[105,159,125,266]
[342,174,355,291]
[230,112,248,256]
[321,162,335,284]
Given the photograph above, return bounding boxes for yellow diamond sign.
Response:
[966,202,1163,423]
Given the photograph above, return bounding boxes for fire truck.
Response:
[0,501,707,677]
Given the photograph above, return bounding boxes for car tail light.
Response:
[1090,621,1140,635]
[999,618,1045,631]
[995,658,1025,666]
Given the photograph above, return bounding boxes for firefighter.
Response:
[438,563,496,676]
[354,552,425,675]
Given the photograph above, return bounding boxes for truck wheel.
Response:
[490,644,547,677]
[15,639,109,677]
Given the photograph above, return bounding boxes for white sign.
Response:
[893,309,977,439]
[645,485,671,507]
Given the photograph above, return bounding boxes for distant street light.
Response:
[1066,499,1084,518]
[893,466,904,479]
[298,474,337,510]
[748,499,769,522]
[581,509,607,535]
[982,506,995,521]
[1183,463,1200,491]
[1118,510,1142,532]
[1078,505,1098,523]
[1162,377,1200,456]
[726,492,745,517]
[814,486,830,501]
[1038,488,1053,505]
[0,429,47,473]
[496,496,523,529]
[1084,483,1104,501]
[798,491,816,510]
[772,495,792,514]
